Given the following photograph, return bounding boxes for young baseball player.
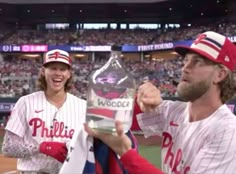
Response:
[85,31,236,174]
[2,49,138,174]
[1,49,88,174]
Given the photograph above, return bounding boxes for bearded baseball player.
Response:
[85,31,236,174]
[137,31,236,173]
[2,49,88,174]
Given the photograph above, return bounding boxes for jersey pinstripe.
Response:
[5,91,87,173]
[137,100,236,174]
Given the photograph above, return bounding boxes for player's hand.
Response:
[84,121,132,156]
[137,81,162,112]
[39,141,68,163]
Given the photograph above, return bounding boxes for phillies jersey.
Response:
[137,100,236,174]
[5,91,87,173]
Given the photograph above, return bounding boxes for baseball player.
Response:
[1,49,88,174]
[85,31,236,174]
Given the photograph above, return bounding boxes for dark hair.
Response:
[219,70,236,103]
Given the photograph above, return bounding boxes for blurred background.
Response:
[0,0,236,170]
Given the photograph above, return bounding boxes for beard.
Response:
[177,79,211,102]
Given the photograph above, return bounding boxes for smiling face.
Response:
[177,52,226,102]
[42,62,71,93]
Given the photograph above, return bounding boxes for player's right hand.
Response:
[84,121,132,157]
[137,82,162,112]
[39,141,68,163]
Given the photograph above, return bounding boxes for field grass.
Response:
[0,136,2,153]
[0,135,161,168]
[139,145,161,168]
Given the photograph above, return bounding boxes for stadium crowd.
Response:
[0,55,182,99]
[0,22,235,98]
[1,22,236,45]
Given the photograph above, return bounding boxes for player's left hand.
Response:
[39,141,68,163]
[84,121,132,156]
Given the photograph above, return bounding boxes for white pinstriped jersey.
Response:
[137,100,236,174]
[5,91,87,173]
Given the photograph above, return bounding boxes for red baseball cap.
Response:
[43,49,72,67]
[175,31,236,72]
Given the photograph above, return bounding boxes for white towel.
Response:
[59,130,94,174]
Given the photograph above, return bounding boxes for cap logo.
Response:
[224,56,230,62]
[47,51,71,63]
[193,33,222,59]
[194,34,207,45]
[52,51,60,59]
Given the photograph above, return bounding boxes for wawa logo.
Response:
[162,132,190,174]
[29,118,74,138]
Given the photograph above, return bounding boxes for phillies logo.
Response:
[162,132,190,174]
[29,118,74,138]
[194,34,207,45]
[51,51,60,59]
[46,51,72,64]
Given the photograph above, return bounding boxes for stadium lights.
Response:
[170,51,178,55]
[22,54,40,58]
[74,54,85,57]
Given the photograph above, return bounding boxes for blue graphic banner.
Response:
[0,45,21,52]
[0,103,15,112]
[0,35,235,53]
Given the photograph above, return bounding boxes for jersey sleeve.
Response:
[2,130,39,158]
[5,97,28,137]
[189,125,236,173]
[137,100,182,137]
[120,149,163,174]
